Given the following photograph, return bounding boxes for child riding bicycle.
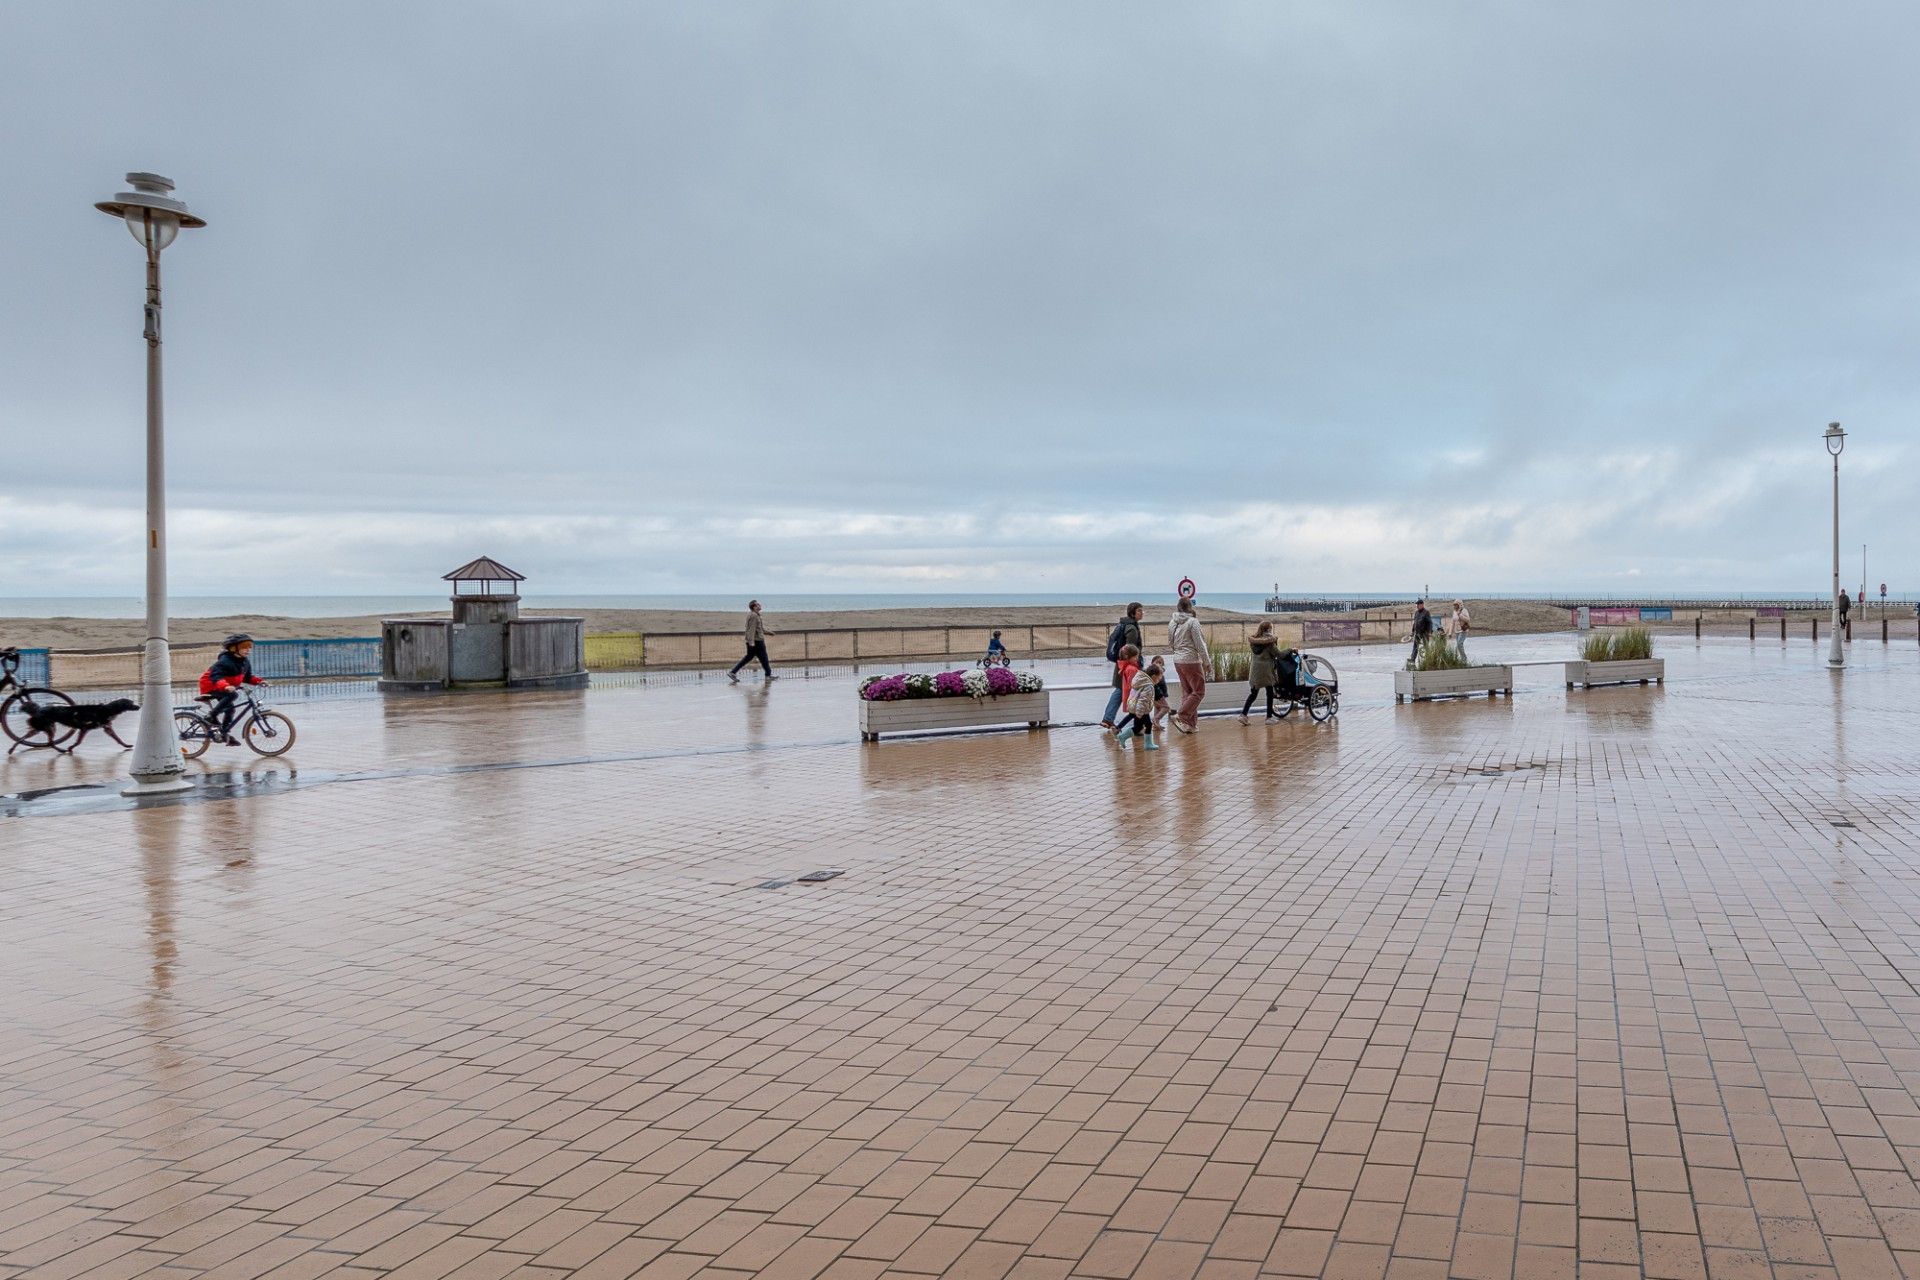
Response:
[200,634,266,745]
[979,630,1010,668]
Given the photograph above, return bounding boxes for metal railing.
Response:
[250,637,381,679]
[32,600,1912,691]
[1547,596,1916,610]
[43,638,381,689]
[633,616,1417,670]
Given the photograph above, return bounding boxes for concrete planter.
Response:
[859,691,1049,741]
[1567,658,1664,688]
[1175,677,1256,715]
[1394,665,1513,703]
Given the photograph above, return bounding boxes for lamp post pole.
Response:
[1825,422,1845,669]
[97,174,206,794]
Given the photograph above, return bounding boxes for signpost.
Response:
[1177,577,1197,601]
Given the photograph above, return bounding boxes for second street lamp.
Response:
[1824,422,1845,670]
[96,173,207,794]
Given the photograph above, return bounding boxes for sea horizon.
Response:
[0,589,1873,620]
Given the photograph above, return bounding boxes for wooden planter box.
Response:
[1394,665,1513,703]
[859,691,1050,741]
[1567,658,1664,688]
[1175,676,1252,714]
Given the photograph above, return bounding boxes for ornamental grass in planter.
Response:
[1579,626,1653,663]
[1570,626,1663,689]
[1410,636,1472,670]
[1209,646,1251,683]
[1394,636,1511,702]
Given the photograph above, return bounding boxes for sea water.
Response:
[0,590,1848,619]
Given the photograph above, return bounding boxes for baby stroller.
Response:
[1271,650,1339,722]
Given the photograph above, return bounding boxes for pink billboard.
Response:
[1303,620,1362,643]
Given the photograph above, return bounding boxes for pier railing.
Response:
[26,604,1920,687]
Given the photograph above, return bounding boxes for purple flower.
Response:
[935,670,968,696]
[860,675,909,701]
[984,666,1018,695]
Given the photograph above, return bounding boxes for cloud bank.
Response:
[2,2,1914,595]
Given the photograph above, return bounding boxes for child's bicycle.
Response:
[977,631,1011,668]
[174,687,297,758]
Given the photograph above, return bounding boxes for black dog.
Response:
[22,699,140,754]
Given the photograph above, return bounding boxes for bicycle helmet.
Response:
[223,633,253,648]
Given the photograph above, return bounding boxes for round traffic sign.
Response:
[1177,577,1197,601]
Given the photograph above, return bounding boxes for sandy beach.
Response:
[0,600,1575,652]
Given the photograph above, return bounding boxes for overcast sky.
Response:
[3,2,1915,597]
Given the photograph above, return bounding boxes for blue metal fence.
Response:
[248,637,382,680]
[14,648,50,686]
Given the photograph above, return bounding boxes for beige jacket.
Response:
[1168,612,1210,667]
[745,611,765,644]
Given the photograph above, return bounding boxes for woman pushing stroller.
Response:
[1239,622,1294,721]
[1239,621,1337,723]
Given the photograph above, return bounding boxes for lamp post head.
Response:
[96,172,206,254]
[1824,421,1846,456]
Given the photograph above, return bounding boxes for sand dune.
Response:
[0,601,1574,652]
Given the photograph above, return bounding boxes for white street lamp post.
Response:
[1824,422,1845,670]
[96,173,206,794]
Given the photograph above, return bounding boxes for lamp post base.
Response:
[123,772,193,797]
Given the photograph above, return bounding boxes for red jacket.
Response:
[199,651,264,695]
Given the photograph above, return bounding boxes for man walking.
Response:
[729,600,776,683]
[1409,599,1434,664]
[1102,602,1144,728]
[1839,588,1852,636]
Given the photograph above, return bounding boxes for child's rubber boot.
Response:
[1143,732,1160,751]
[1115,725,1135,745]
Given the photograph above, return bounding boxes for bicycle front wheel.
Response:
[244,710,297,757]
[175,709,212,760]
[2,688,78,749]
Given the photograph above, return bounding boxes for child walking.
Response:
[1113,653,1162,751]
[1109,644,1141,735]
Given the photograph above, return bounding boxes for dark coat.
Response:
[1412,607,1434,639]
[1248,635,1280,688]
[1108,616,1142,687]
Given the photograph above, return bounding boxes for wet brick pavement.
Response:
[3,634,1919,1278]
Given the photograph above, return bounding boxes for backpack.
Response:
[1106,621,1129,663]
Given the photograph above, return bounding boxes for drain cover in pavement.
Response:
[797,868,845,883]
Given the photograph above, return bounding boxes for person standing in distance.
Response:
[1409,599,1434,665]
[729,600,776,683]
[1444,599,1471,657]
[1102,603,1144,728]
